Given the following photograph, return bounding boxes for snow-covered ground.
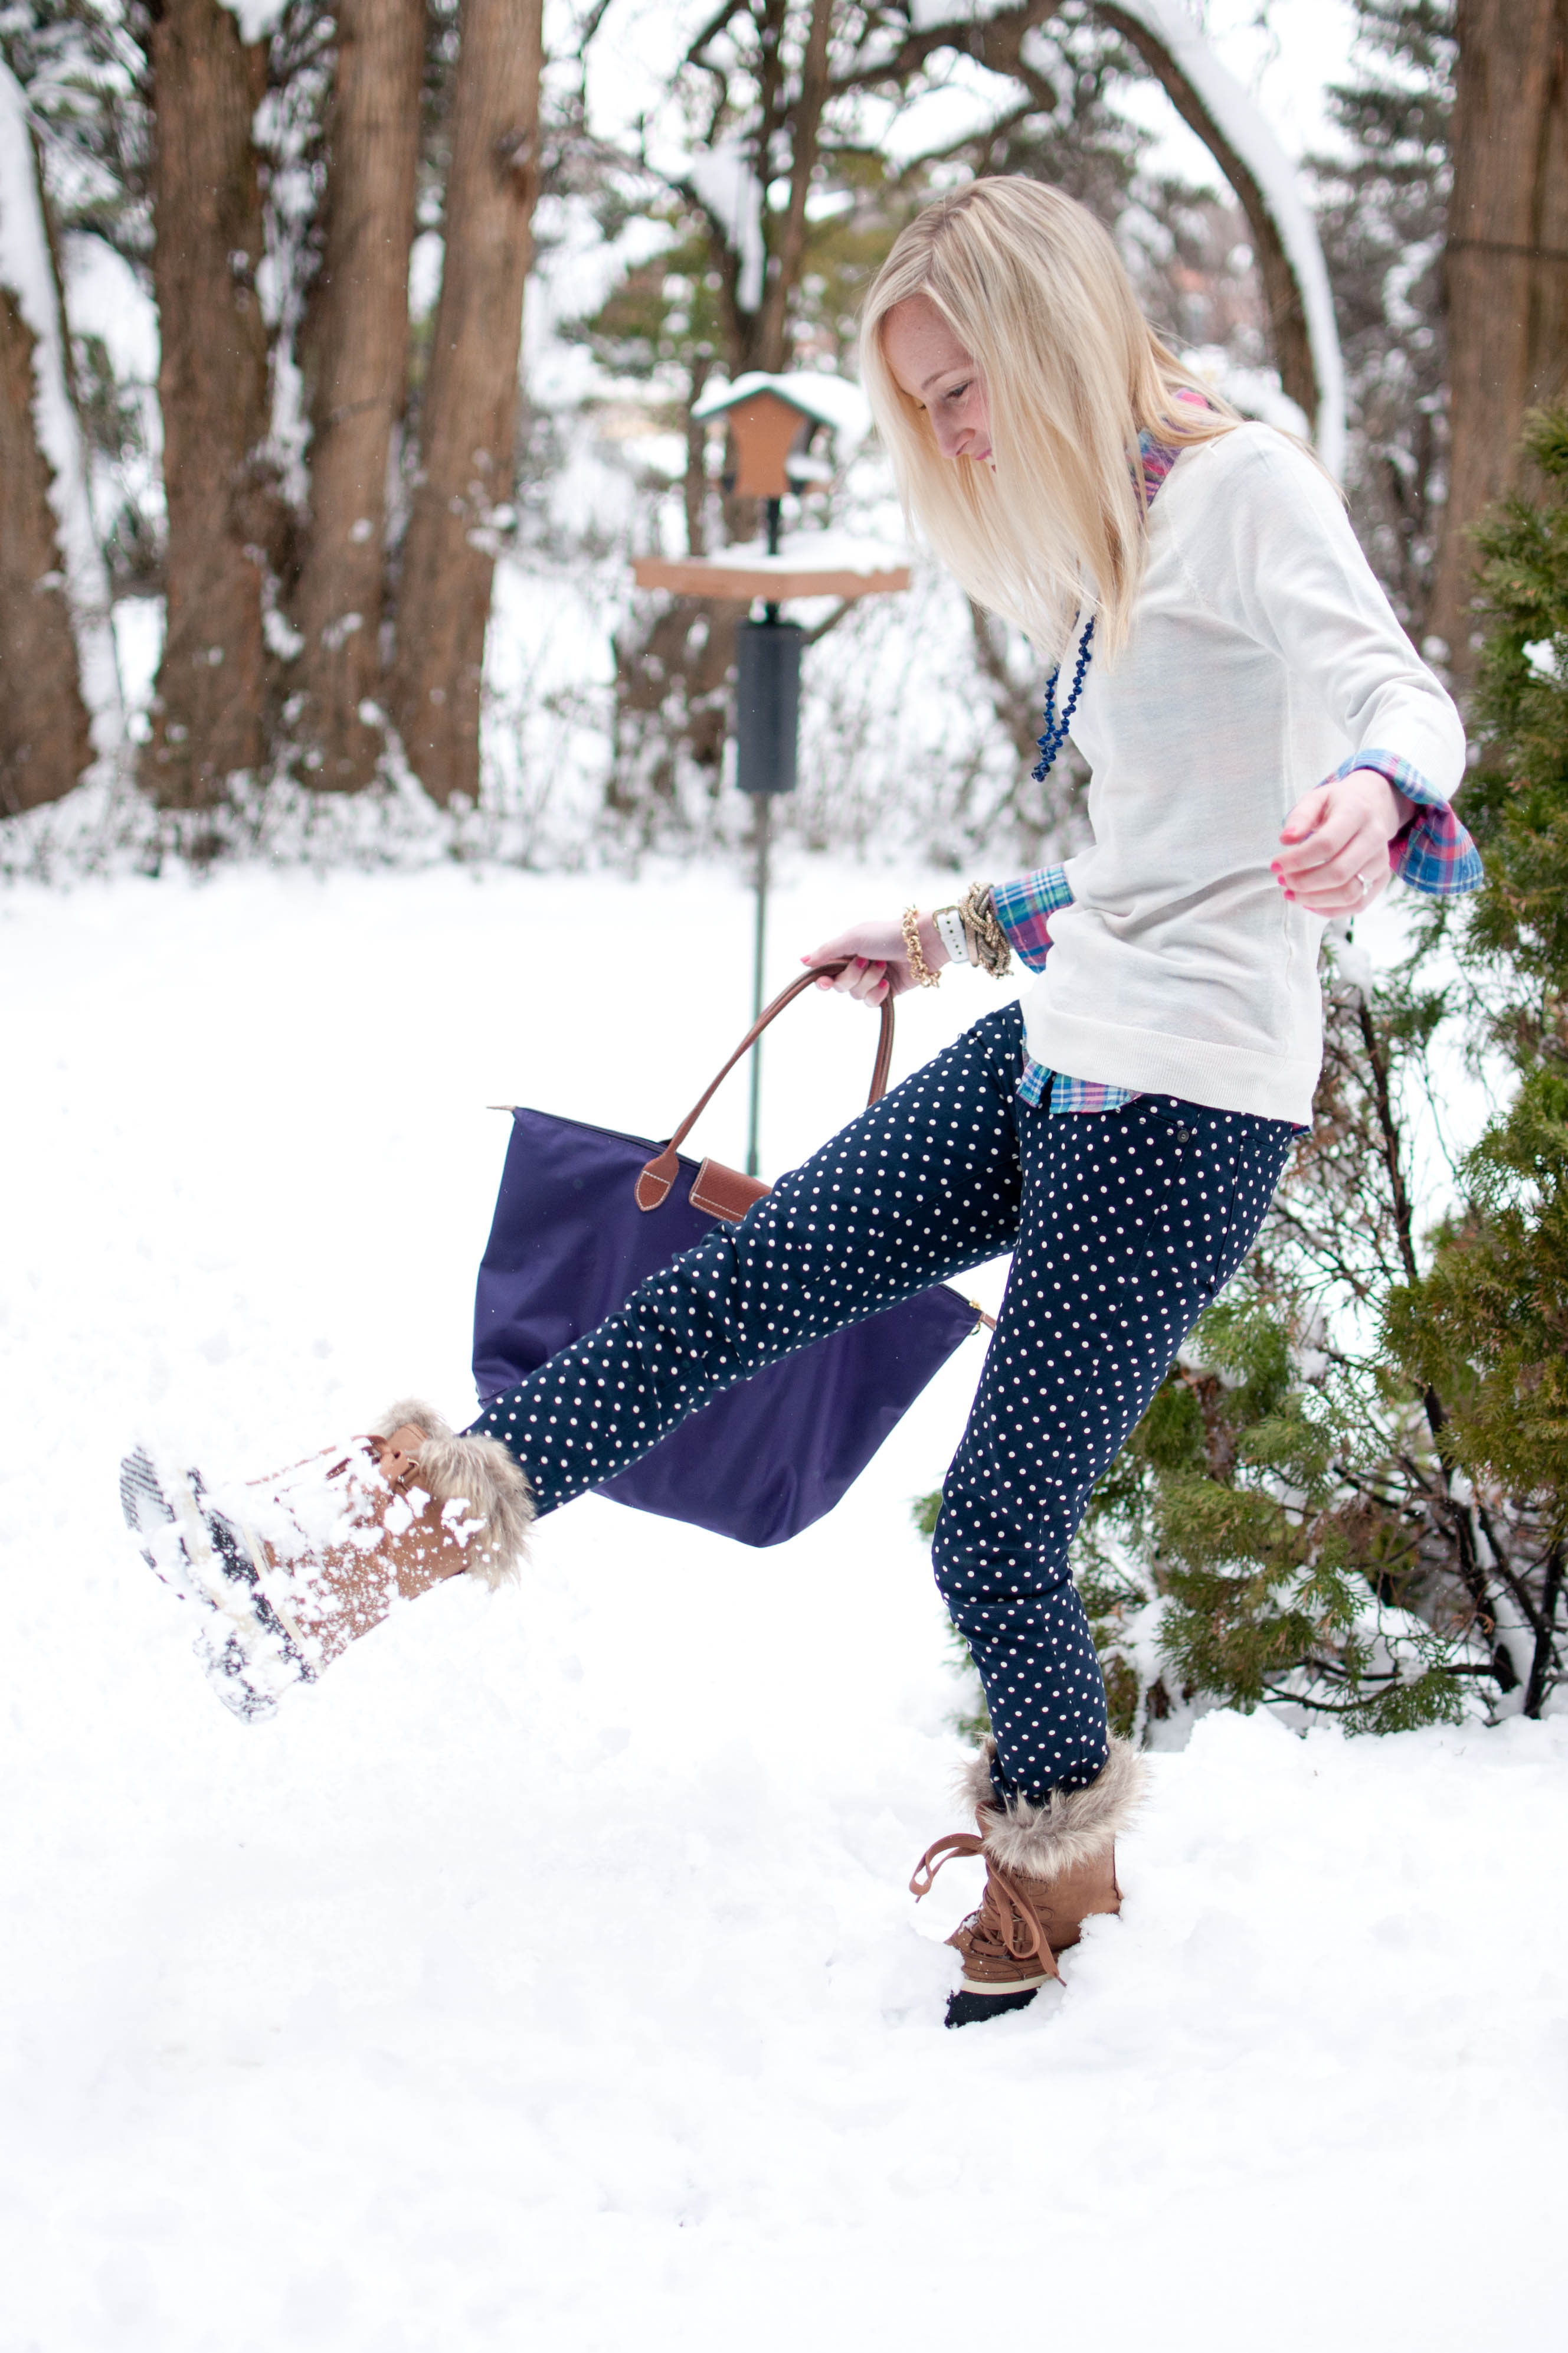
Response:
[4,859,1566,2352]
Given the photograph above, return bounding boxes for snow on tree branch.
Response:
[215,0,289,42]
[1102,0,1345,476]
[686,136,767,315]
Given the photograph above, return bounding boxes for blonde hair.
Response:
[860,178,1240,660]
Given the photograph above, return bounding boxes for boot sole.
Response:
[957,1967,1053,1996]
[120,1445,316,1721]
[945,1984,1043,2029]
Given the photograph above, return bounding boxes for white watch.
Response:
[933,906,971,968]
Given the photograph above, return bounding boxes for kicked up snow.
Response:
[1,860,1563,2351]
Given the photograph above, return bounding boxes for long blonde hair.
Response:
[860,178,1239,660]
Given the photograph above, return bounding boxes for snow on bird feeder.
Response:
[632,373,912,1175]
[634,372,911,604]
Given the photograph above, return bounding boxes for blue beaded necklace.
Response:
[1028,419,1196,783]
[1031,613,1094,783]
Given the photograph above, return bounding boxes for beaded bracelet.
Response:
[901,906,941,988]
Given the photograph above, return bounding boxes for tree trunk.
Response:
[748,0,833,375]
[140,0,270,812]
[1435,0,1568,677]
[0,288,93,815]
[391,0,542,808]
[290,0,424,792]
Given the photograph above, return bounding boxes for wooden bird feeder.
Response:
[699,371,847,499]
[720,385,811,499]
[631,372,911,605]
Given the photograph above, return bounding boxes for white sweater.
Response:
[1023,423,1466,1126]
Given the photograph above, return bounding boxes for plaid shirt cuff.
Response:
[1017,1053,1140,1113]
[991,862,1075,972]
[1001,868,1143,1110]
[1049,1070,1140,1112]
[1330,750,1484,896]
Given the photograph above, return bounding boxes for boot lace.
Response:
[910,1833,1057,1973]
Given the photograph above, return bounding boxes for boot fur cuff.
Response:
[375,1401,455,1444]
[960,1737,1147,1883]
[374,1401,534,1589]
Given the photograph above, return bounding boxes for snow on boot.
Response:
[911,1737,1145,2028]
[120,1445,318,1720]
[120,1401,532,1721]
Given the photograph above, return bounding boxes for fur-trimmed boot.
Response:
[120,1402,533,1721]
[912,1738,1145,2028]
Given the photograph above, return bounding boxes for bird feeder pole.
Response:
[745,491,784,1177]
[633,374,911,1179]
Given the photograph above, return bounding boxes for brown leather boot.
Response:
[121,1401,533,1719]
[912,1738,1145,2027]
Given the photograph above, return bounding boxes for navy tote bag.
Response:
[473,962,988,1547]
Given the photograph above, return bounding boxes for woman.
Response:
[122,181,1479,2028]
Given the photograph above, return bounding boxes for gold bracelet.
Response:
[901,906,941,988]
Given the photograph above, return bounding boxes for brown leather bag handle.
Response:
[636,960,894,1211]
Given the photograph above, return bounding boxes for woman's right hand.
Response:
[800,913,949,1004]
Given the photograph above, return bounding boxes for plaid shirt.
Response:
[997,754,1482,1113]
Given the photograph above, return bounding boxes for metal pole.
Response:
[744,498,786,1179]
[747,787,771,1177]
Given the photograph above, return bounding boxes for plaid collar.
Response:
[1135,386,1213,505]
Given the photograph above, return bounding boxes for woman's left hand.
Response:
[799,913,947,1004]
[1272,768,1414,916]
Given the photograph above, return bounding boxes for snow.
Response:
[407,230,444,325]
[1110,0,1347,478]
[0,63,122,753]
[580,0,726,151]
[685,138,767,316]
[4,857,1567,2349]
[1179,343,1311,440]
[910,0,1011,22]
[215,0,289,41]
[61,234,159,387]
[671,528,912,577]
[1119,0,1359,177]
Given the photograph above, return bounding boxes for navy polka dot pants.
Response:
[469,1004,1294,1801]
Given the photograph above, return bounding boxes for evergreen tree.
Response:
[1383,409,1568,1711]
[921,1198,1476,1751]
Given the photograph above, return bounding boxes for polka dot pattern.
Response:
[939,1063,1292,1802]
[469,1004,1294,1803]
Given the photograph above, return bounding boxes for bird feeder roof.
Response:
[690,371,871,446]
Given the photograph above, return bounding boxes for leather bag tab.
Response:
[636,1146,680,1211]
[689,1158,771,1224]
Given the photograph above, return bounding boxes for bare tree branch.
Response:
[1096,2,1318,427]
[754,0,833,369]
[686,0,754,73]
[830,0,1064,99]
